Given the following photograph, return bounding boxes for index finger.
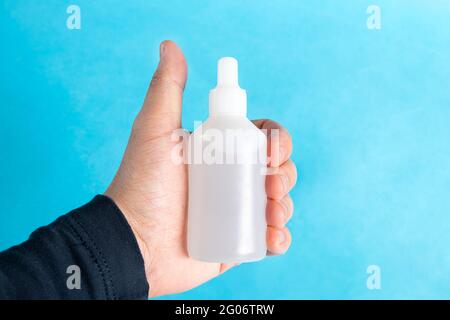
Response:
[252,119,293,167]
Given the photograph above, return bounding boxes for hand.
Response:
[105,41,297,298]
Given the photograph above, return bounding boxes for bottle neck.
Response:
[209,87,247,117]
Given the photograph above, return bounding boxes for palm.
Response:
[130,132,225,297]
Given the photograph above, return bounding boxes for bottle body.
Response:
[187,116,267,263]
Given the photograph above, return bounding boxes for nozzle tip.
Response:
[217,57,239,86]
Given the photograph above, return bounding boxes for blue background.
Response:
[1,0,450,299]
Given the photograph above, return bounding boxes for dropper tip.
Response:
[217,57,239,86]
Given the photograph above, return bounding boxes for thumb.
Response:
[137,41,187,137]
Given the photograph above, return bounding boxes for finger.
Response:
[266,195,294,228]
[219,262,239,274]
[136,40,188,138]
[267,226,292,255]
[266,159,297,200]
[252,119,293,167]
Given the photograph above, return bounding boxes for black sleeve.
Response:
[0,195,149,300]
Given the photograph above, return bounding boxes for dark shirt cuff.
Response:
[64,195,149,299]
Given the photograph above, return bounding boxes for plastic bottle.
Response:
[187,57,267,263]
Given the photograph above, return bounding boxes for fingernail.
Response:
[280,174,290,192]
[159,42,166,60]
[277,230,286,244]
[279,200,289,220]
[279,209,286,223]
[279,147,285,164]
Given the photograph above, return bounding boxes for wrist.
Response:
[104,189,153,298]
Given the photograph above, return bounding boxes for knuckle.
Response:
[151,72,185,92]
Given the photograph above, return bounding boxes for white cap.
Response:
[209,57,247,116]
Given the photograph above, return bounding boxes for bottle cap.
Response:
[209,57,247,116]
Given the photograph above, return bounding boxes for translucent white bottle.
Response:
[187,57,267,263]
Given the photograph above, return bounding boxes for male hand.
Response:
[105,41,297,297]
